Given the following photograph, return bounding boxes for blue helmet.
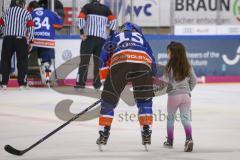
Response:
[120,22,142,34]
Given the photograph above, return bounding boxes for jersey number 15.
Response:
[117,32,144,45]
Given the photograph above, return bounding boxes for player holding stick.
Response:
[96,22,157,151]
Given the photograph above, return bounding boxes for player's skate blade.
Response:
[46,82,51,88]
[141,125,152,152]
[96,126,110,152]
[144,144,149,152]
[98,145,103,152]
[96,138,106,152]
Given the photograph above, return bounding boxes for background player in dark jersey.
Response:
[96,22,157,151]
[75,0,117,90]
[28,1,63,87]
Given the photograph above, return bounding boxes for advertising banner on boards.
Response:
[103,0,161,26]
[174,0,240,25]
[54,35,240,78]
[173,0,240,35]
[149,36,240,77]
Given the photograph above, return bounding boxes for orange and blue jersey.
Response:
[31,7,63,48]
[99,31,157,81]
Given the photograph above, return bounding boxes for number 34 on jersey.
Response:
[31,8,63,48]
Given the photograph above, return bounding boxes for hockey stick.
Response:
[4,99,102,156]
[52,59,58,86]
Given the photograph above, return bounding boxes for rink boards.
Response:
[0,35,240,85]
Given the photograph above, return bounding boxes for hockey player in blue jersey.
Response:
[28,1,63,86]
[96,22,157,151]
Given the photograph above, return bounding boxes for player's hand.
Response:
[28,43,33,52]
[237,16,240,22]
[80,34,87,41]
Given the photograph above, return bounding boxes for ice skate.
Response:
[96,126,110,152]
[0,85,7,90]
[74,84,85,89]
[38,60,55,88]
[163,137,173,148]
[93,82,102,92]
[141,125,152,151]
[44,68,52,88]
[19,85,30,90]
[45,74,51,88]
[184,138,193,152]
[46,80,51,88]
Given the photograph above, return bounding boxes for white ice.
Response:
[1,84,240,160]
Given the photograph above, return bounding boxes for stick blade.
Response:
[4,145,24,156]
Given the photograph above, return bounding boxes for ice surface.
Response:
[1,84,240,160]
